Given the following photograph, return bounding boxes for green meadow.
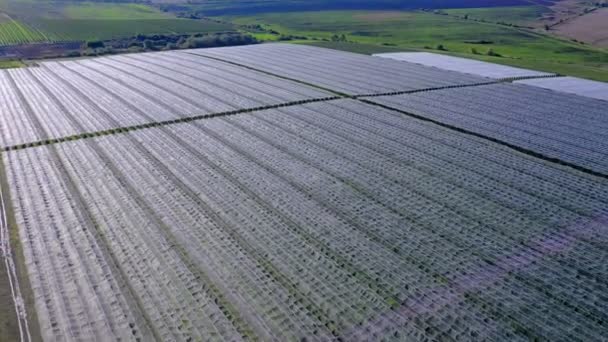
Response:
[63,3,170,20]
[34,18,232,41]
[442,6,550,26]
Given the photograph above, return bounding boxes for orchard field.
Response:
[1,43,607,341]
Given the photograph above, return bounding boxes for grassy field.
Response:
[298,40,416,54]
[0,59,24,68]
[63,3,170,20]
[34,18,233,41]
[442,5,550,26]
[45,2,233,41]
[159,0,537,16]
[0,154,41,342]
[229,10,608,81]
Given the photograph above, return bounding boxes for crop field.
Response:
[63,3,171,20]
[0,1,233,43]
[0,14,49,46]
[366,82,608,175]
[0,50,331,148]
[33,19,233,41]
[187,43,488,95]
[442,5,551,26]
[1,43,607,341]
[162,0,542,16]
[516,76,608,101]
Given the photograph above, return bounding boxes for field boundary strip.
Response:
[2,96,341,152]
[495,73,562,82]
[0,158,32,342]
[359,98,608,181]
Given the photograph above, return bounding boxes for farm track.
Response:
[0,156,31,342]
[1,44,608,341]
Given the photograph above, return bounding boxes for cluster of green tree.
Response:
[330,34,348,42]
[464,40,494,45]
[78,32,257,57]
[179,33,257,48]
[470,47,502,56]
[276,34,309,41]
[420,43,503,56]
[242,24,281,35]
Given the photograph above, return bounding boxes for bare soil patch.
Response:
[537,0,594,26]
[553,8,608,47]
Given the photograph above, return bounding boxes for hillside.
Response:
[553,7,608,47]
